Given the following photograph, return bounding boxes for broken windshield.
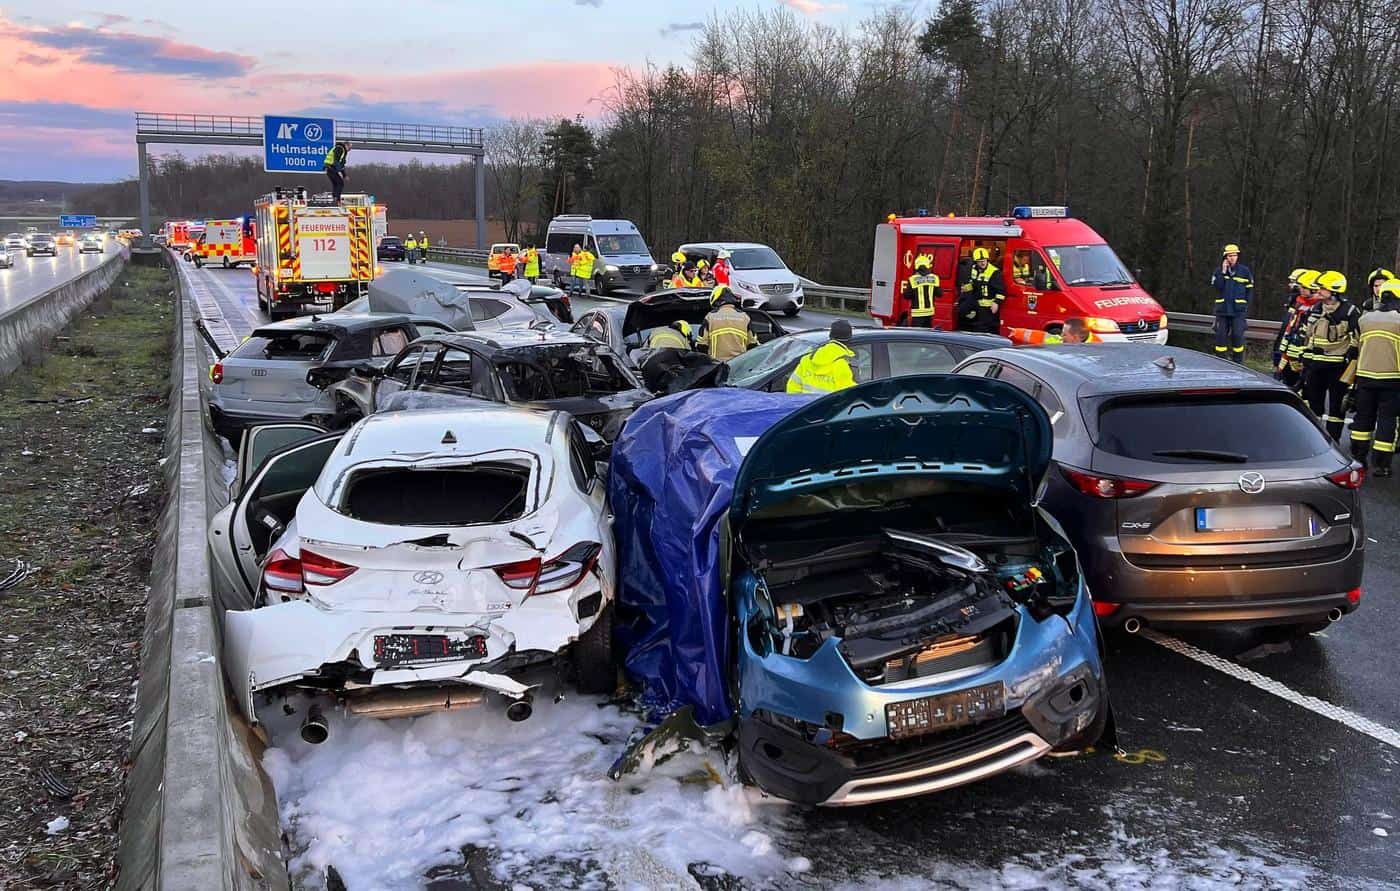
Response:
[497,347,636,400]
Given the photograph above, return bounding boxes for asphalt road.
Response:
[0,240,121,316]
[185,257,1400,888]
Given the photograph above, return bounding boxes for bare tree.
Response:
[485,118,546,243]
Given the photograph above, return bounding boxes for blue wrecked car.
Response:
[609,375,1109,806]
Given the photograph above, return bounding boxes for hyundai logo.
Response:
[1238,472,1266,494]
[413,570,444,585]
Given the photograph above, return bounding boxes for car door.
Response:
[231,422,328,497]
[412,345,499,405]
[209,431,343,609]
[365,341,436,411]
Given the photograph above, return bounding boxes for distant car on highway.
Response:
[324,328,651,441]
[3,233,23,252]
[55,232,76,247]
[679,242,805,316]
[79,233,103,254]
[204,313,431,444]
[0,247,11,269]
[26,234,56,257]
[952,345,1365,637]
[376,235,406,262]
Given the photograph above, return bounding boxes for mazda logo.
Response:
[413,571,444,585]
[1238,472,1266,494]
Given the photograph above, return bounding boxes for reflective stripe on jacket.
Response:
[904,273,941,318]
[576,251,596,279]
[786,341,856,394]
[647,327,691,350]
[697,305,757,361]
[1357,309,1400,382]
[1211,263,1254,315]
[1302,300,1360,364]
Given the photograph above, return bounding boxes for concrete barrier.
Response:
[0,248,129,379]
[116,260,289,890]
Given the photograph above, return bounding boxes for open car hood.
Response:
[729,375,1052,526]
[621,289,782,338]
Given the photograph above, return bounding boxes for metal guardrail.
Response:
[798,278,1281,339]
[425,245,490,266]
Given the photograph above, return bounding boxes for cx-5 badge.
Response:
[1238,472,1266,494]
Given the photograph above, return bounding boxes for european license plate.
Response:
[373,633,486,668]
[1195,505,1292,532]
[886,682,1005,740]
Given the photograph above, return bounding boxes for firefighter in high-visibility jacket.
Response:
[523,245,540,283]
[787,320,857,394]
[956,248,1005,333]
[900,254,941,328]
[1300,270,1361,442]
[647,320,694,351]
[1006,318,1101,345]
[697,286,757,361]
[1364,267,1395,312]
[1348,279,1400,477]
[1211,243,1254,362]
[671,262,703,289]
[404,234,419,264]
[1272,268,1309,369]
[1278,269,1322,389]
[418,232,429,264]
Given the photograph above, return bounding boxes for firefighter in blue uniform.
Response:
[1211,243,1254,362]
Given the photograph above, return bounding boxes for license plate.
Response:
[1195,505,1292,532]
[885,682,1005,740]
[373,633,486,668]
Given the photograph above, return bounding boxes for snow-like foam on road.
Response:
[261,695,806,889]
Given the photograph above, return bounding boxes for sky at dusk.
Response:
[0,0,883,182]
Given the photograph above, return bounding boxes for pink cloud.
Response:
[780,0,848,13]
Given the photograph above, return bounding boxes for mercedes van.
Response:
[543,216,661,294]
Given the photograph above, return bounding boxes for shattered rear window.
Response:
[339,464,532,525]
[231,332,335,361]
[497,347,634,400]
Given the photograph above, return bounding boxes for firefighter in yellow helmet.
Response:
[1278,269,1322,389]
[1365,267,1396,312]
[647,320,694,351]
[697,286,758,360]
[900,254,941,328]
[1272,267,1310,368]
[956,247,1005,333]
[787,320,857,394]
[1211,243,1254,362]
[1300,270,1361,441]
[1349,279,1400,476]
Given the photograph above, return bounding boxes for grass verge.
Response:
[0,265,172,887]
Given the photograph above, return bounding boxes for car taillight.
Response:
[210,362,223,384]
[1348,587,1362,605]
[536,543,602,594]
[262,548,303,595]
[493,557,542,596]
[1326,465,1365,489]
[300,549,358,586]
[1059,464,1158,499]
[1092,601,1121,617]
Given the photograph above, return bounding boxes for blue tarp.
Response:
[608,388,815,727]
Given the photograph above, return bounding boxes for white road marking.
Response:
[1142,628,1400,751]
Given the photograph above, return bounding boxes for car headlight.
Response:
[605,265,620,273]
[649,263,658,271]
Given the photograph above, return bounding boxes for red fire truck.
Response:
[254,188,376,319]
[869,206,1168,343]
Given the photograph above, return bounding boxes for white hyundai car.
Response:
[209,407,616,738]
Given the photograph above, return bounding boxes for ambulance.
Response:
[163,220,197,250]
[253,188,376,319]
[870,206,1168,343]
[191,217,256,268]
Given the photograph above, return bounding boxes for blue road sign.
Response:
[264,115,336,174]
[60,214,96,228]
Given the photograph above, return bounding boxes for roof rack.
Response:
[551,214,592,222]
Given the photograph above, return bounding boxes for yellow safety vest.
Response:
[1357,310,1400,381]
[906,273,940,318]
[524,249,540,277]
[405,237,418,249]
[576,251,596,279]
[786,341,856,394]
[971,264,1002,307]
[420,236,429,250]
[647,327,691,350]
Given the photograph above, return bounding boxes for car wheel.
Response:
[194,256,204,268]
[257,294,267,312]
[571,604,615,694]
[784,304,800,317]
[222,257,231,269]
[593,274,608,296]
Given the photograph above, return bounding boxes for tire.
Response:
[257,294,267,313]
[571,604,615,695]
[194,256,203,268]
[222,257,231,269]
[784,304,800,317]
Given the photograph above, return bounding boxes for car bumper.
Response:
[1085,536,1364,629]
[736,592,1104,806]
[207,401,331,439]
[738,288,804,311]
[1096,328,1169,344]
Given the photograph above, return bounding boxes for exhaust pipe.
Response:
[1123,617,1143,635]
[300,704,329,744]
[1327,608,1343,623]
[505,698,533,723]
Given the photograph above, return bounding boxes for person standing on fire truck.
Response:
[1211,243,1254,362]
[323,141,350,203]
[957,248,1005,333]
[900,254,941,328]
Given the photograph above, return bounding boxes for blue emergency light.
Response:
[1013,205,1070,219]
[915,208,930,217]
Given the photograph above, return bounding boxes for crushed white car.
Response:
[208,407,616,739]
